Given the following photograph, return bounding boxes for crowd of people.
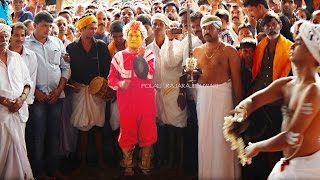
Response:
[0,0,320,179]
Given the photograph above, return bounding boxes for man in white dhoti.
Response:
[0,23,33,180]
[231,21,320,179]
[147,13,187,168]
[191,15,243,179]
[67,14,111,169]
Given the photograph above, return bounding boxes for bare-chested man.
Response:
[191,15,242,179]
[231,21,320,179]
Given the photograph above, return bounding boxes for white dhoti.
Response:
[196,81,240,179]
[0,110,33,179]
[269,151,320,179]
[70,85,106,131]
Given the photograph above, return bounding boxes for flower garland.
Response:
[223,116,248,166]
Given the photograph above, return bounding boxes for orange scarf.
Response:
[252,35,293,81]
[108,40,127,58]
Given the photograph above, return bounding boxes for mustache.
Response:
[98,23,105,26]
[232,17,239,20]
[267,31,277,36]
[168,16,176,21]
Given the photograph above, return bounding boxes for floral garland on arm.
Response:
[223,106,249,166]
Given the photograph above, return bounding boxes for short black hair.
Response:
[260,11,282,27]
[136,14,152,27]
[34,11,54,24]
[67,24,76,34]
[23,19,33,27]
[197,0,209,6]
[190,11,203,22]
[238,23,252,33]
[243,0,268,9]
[10,22,27,35]
[163,2,179,13]
[120,6,135,16]
[58,10,72,17]
[295,7,311,20]
[215,9,230,23]
[110,20,125,33]
[151,1,162,12]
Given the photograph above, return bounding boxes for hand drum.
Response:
[133,55,149,79]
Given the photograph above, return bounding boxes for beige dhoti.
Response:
[269,150,320,179]
[70,85,106,131]
[196,81,240,179]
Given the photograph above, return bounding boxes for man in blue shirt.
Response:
[0,0,12,24]
[24,11,70,179]
[11,0,33,23]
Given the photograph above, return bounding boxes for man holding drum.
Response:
[67,14,111,169]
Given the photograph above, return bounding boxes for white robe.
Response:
[148,37,187,128]
[196,81,240,179]
[0,50,33,179]
[269,151,320,179]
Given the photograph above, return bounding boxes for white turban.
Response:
[0,23,11,36]
[151,13,170,27]
[297,22,320,64]
[200,15,222,29]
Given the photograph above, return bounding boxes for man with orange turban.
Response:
[68,14,111,169]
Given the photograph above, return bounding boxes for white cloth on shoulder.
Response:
[70,85,106,131]
[269,150,320,179]
[196,81,240,179]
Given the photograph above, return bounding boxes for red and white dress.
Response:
[108,49,157,149]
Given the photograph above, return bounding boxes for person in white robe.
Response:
[0,23,33,180]
[147,13,188,167]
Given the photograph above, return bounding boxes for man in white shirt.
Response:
[148,13,187,168]
[9,22,37,105]
[0,23,33,180]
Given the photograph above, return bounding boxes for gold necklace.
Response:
[205,43,221,59]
